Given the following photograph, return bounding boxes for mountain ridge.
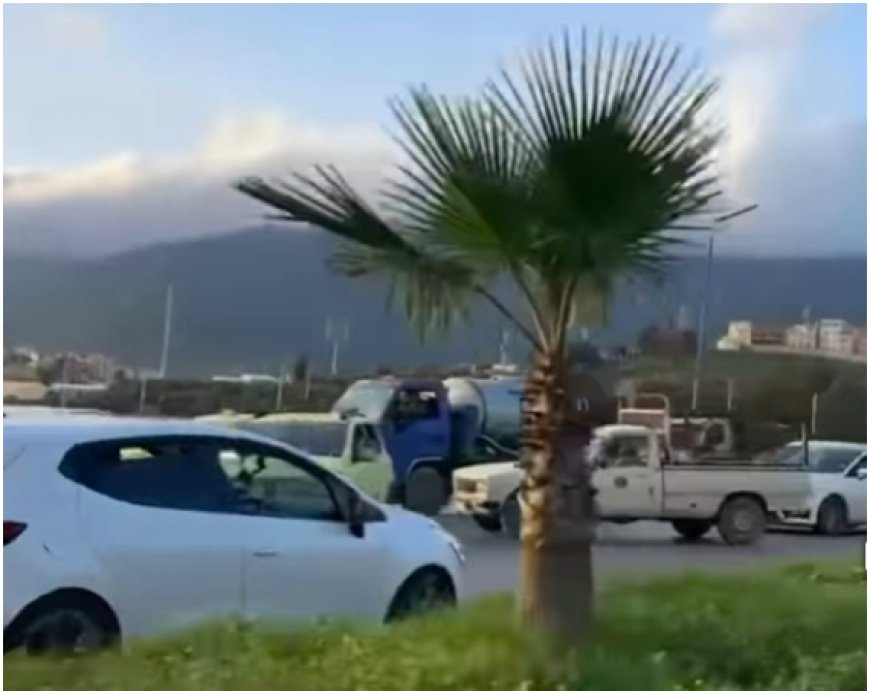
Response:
[5,227,866,376]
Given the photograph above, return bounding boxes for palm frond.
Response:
[237,28,740,357]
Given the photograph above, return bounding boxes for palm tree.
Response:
[236,31,726,644]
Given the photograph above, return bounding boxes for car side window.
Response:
[218,442,341,521]
[351,424,382,463]
[847,456,866,479]
[61,437,240,513]
[601,436,649,468]
[394,389,441,421]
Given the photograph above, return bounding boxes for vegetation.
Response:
[6,563,865,691]
[237,29,731,642]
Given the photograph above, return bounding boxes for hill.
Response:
[5,228,867,376]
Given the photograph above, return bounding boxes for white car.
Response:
[765,440,866,534]
[4,417,464,654]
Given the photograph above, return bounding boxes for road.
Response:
[438,516,865,599]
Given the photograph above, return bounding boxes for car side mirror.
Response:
[334,483,365,538]
[856,467,866,481]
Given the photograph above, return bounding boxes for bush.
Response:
[5,562,865,691]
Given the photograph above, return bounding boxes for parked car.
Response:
[761,440,866,534]
[4,417,465,654]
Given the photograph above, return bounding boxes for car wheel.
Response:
[816,496,848,536]
[671,519,713,541]
[404,467,447,516]
[472,514,502,533]
[717,496,766,546]
[7,595,117,655]
[501,491,522,541]
[385,568,456,622]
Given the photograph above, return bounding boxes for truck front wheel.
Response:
[404,467,446,517]
[717,496,766,546]
[671,519,713,541]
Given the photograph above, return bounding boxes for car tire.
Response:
[6,593,118,655]
[404,466,447,516]
[717,495,766,546]
[385,567,456,622]
[816,496,849,536]
[501,491,522,541]
[472,514,503,533]
[672,519,713,541]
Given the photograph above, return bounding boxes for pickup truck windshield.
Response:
[239,421,348,457]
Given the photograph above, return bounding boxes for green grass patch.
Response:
[6,562,866,691]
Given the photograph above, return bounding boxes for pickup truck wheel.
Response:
[671,519,712,541]
[717,496,766,546]
[501,492,521,540]
[404,467,446,517]
[472,514,503,533]
[816,496,848,536]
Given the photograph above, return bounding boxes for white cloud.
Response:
[32,8,111,52]
[4,113,394,256]
[4,7,865,258]
[705,4,865,255]
[712,3,829,197]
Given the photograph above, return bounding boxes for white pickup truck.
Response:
[452,406,813,546]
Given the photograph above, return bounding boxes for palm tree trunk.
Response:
[519,349,597,645]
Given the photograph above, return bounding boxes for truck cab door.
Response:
[384,385,450,476]
[344,422,394,502]
[593,434,660,518]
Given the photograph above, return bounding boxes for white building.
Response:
[818,319,855,356]
[785,323,817,351]
[725,321,753,347]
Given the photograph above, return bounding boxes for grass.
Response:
[5,561,865,691]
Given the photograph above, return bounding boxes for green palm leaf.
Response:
[236,28,731,353]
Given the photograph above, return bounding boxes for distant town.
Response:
[717,318,867,362]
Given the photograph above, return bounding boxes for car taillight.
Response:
[4,521,27,546]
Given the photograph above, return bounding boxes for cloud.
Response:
[711,3,829,196]
[4,114,394,256]
[705,4,865,255]
[31,8,111,52]
[4,7,865,258]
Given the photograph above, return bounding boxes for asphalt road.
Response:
[438,516,866,599]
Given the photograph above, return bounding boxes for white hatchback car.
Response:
[4,417,464,654]
[765,440,866,534]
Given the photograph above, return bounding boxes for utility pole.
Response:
[158,284,174,379]
[59,355,70,409]
[274,363,286,411]
[325,318,349,378]
[692,204,758,410]
[138,374,148,414]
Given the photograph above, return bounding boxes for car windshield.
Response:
[332,381,395,420]
[239,421,348,457]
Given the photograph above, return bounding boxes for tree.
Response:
[236,31,725,644]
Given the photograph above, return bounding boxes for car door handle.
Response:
[252,550,279,558]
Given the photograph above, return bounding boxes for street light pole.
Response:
[691,204,758,411]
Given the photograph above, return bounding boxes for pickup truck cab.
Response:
[453,421,813,545]
[230,413,395,503]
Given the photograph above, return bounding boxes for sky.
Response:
[4,3,867,257]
